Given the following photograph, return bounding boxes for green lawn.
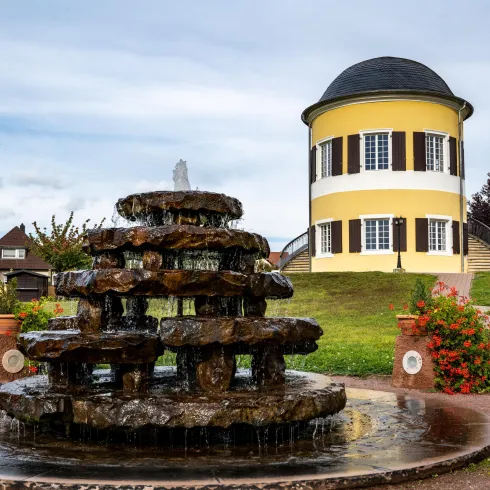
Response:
[280,272,436,375]
[470,272,490,306]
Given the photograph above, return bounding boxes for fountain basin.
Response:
[0,383,487,489]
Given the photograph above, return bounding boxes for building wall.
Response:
[310,98,466,273]
[311,99,461,173]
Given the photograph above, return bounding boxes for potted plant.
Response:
[0,278,21,336]
[396,278,433,336]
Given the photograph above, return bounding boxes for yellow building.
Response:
[301,57,473,273]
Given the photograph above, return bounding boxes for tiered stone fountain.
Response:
[0,190,346,436]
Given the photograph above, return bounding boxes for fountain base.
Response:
[0,368,346,431]
[0,381,488,489]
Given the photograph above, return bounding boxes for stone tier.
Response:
[116,191,243,226]
[160,316,322,347]
[18,331,162,364]
[54,270,293,299]
[0,369,347,429]
[83,225,270,257]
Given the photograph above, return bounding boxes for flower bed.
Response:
[424,282,489,394]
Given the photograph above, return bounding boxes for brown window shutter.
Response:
[452,220,460,254]
[413,132,426,171]
[332,137,343,176]
[461,141,465,179]
[348,134,360,174]
[449,137,457,176]
[415,218,429,252]
[349,219,362,253]
[331,220,342,253]
[310,225,316,257]
[310,146,317,184]
[463,222,469,255]
[393,219,407,252]
[392,132,406,171]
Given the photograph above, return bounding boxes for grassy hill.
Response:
[279,272,436,375]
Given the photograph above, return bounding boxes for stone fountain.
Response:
[0,190,346,437]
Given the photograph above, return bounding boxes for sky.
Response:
[0,1,489,252]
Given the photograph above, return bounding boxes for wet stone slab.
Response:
[84,225,269,257]
[116,190,243,226]
[17,331,162,364]
[54,270,294,299]
[160,316,322,347]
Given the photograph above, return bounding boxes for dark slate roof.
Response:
[0,226,52,271]
[319,57,453,102]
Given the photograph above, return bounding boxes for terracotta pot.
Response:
[0,315,21,336]
[396,314,427,336]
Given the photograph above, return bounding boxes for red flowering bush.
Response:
[15,297,64,333]
[425,282,490,394]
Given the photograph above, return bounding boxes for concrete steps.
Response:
[281,250,309,274]
[468,236,490,272]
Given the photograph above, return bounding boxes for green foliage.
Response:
[276,272,436,375]
[0,279,20,314]
[469,172,490,226]
[16,298,65,333]
[28,212,105,273]
[426,282,490,394]
[408,277,433,314]
[470,272,490,306]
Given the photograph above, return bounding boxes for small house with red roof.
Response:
[0,224,52,301]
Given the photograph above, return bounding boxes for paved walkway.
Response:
[434,273,474,298]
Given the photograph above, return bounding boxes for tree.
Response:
[469,172,490,227]
[29,212,105,273]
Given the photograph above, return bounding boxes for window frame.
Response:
[1,248,26,259]
[360,129,393,172]
[359,213,394,255]
[315,218,334,258]
[316,136,334,179]
[424,129,449,173]
[426,214,453,256]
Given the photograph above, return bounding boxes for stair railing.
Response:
[468,217,490,247]
[279,230,308,270]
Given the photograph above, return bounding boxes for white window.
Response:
[360,214,394,255]
[315,218,333,258]
[320,222,331,254]
[364,133,389,170]
[425,131,448,172]
[316,138,333,179]
[426,215,453,256]
[1,249,26,259]
[365,219,390,250]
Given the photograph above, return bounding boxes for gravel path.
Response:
[331,375,490,489]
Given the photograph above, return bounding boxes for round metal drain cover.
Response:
[2,350,24,374]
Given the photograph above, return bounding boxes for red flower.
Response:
[417,300,426,308]
[403,304,408,311]
[19,312,27,319]
[28,366,38,373]
[464,340,472,348]
[388,303,394,311]
[443,387,455,395]
[474,358,482,365]
[5,330,11,337]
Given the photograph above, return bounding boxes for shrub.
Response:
[408,277,433,315]
[426,283,490,394]
[0,279,20,314]
[15,297,64,333]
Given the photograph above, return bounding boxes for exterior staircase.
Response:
[468,236,490,272]
[279,231,309,274]
[281,249,309,274]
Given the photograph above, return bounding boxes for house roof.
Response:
[267,252,282,266]
[0,226,52,271]
[302,57,473,123]
[4,269,49,278]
